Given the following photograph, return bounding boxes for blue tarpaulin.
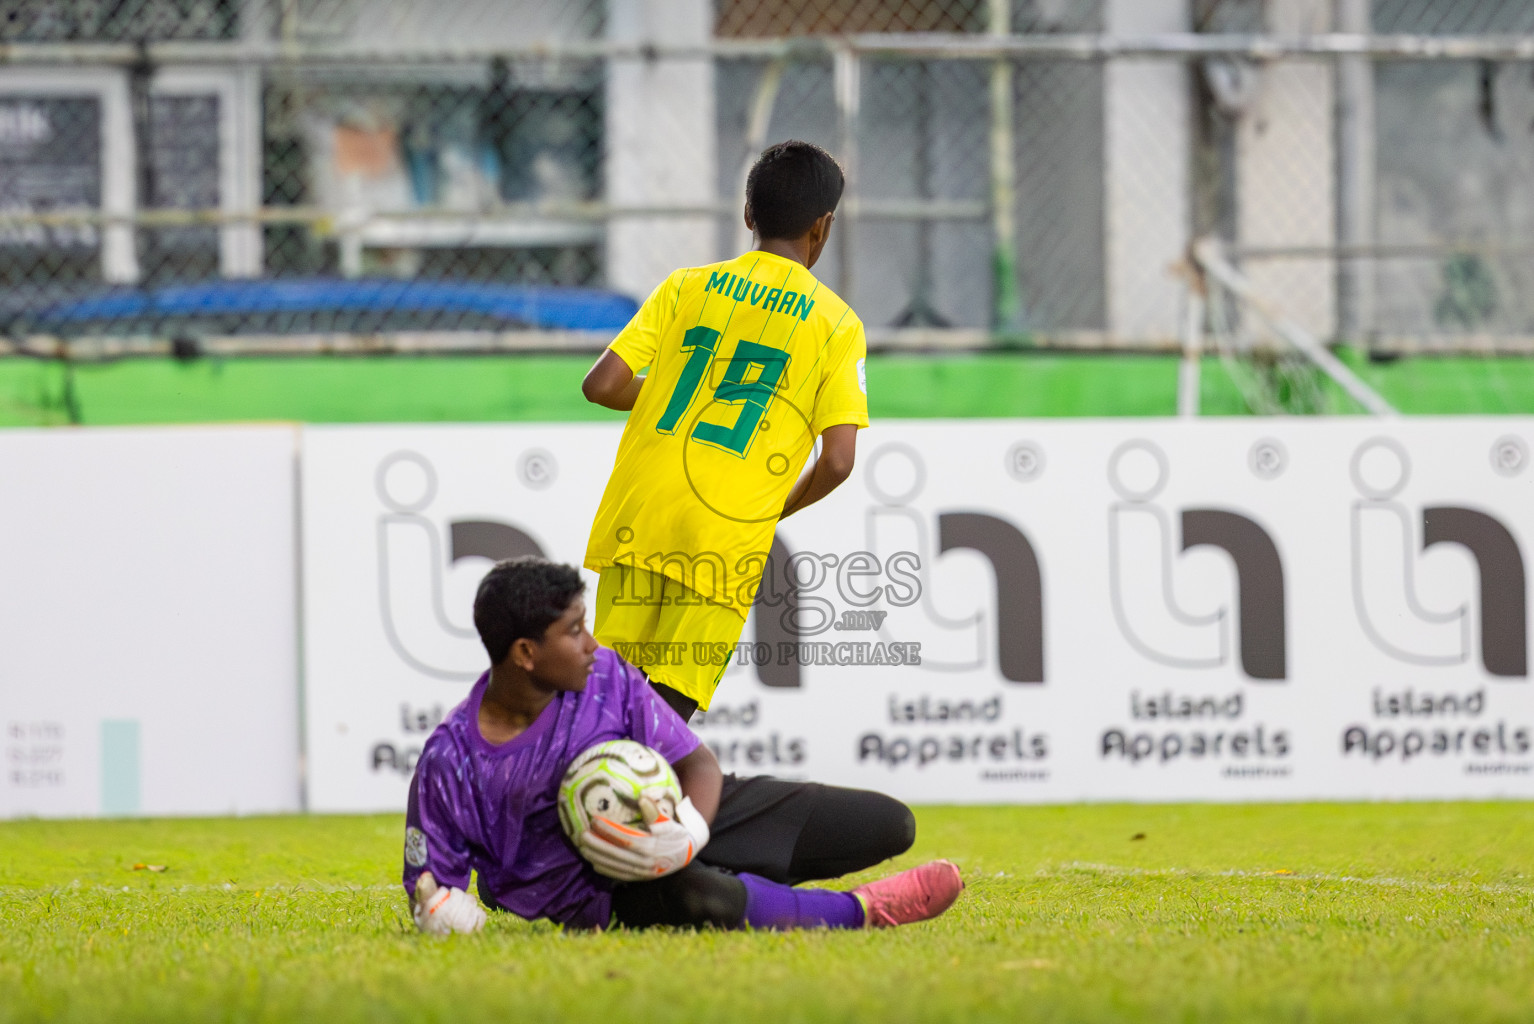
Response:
[15,279,639,332]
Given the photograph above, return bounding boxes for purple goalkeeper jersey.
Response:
[402,647,700,929]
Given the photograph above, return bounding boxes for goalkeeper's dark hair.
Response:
[745,140,845,241]
[473,557,586,664]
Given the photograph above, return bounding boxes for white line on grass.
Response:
[1047,862,1534,896]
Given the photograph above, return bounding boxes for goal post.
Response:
[1183,237,1398,418]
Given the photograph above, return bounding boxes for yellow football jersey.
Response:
[585,249,869,618]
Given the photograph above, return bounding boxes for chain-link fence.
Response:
[1,0,1533,357]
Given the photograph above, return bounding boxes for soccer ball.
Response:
[557,739,682,844]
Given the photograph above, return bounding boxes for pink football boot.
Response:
[852,859,964,928]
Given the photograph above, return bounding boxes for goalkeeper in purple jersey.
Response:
[405,557,963,934]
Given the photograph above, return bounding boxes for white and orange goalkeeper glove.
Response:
[412,871,486,936]
[579,795,710,882]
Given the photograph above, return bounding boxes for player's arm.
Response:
[583,269,680,411]
[671,742,722,825]
[404,756,485,936]
[581,349,645,412]
[780,423,858,520]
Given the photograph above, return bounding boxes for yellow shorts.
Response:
[592,565,747,711]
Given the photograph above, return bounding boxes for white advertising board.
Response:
[0,426,301,818]
[301,419,1534,809]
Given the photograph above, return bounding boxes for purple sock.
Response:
[737,873,865,931]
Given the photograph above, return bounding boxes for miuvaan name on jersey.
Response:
[705,270,817,320]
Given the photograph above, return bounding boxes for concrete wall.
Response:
[1235,0,1336,340]
[604,0,717,299]
[1103,0,1191,343]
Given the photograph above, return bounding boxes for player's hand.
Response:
[579,796,711,882]
[412,871,486,936]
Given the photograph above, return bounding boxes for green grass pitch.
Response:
[4,802,1534,1023]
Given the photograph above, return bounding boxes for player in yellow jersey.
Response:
[581,140,867,721]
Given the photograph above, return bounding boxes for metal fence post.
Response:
[988,0,1020,332]
[834,43,860,303]
[1336,0,1377,347]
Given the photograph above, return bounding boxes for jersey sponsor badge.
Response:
[857,357,867,395]
[404,826,429,867]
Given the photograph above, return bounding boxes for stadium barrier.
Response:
[0,425,300,818]
[5,418,1534,817]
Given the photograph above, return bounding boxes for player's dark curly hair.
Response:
[745,140,845,241]
[473,557,586,664]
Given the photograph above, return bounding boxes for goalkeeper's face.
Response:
[527,598,599,693]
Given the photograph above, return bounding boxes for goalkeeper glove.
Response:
[412,871,486,936]
[579,795,710,882]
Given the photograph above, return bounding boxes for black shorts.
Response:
[700,773,915,885]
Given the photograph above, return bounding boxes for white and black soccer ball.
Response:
[557,739,682,844]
